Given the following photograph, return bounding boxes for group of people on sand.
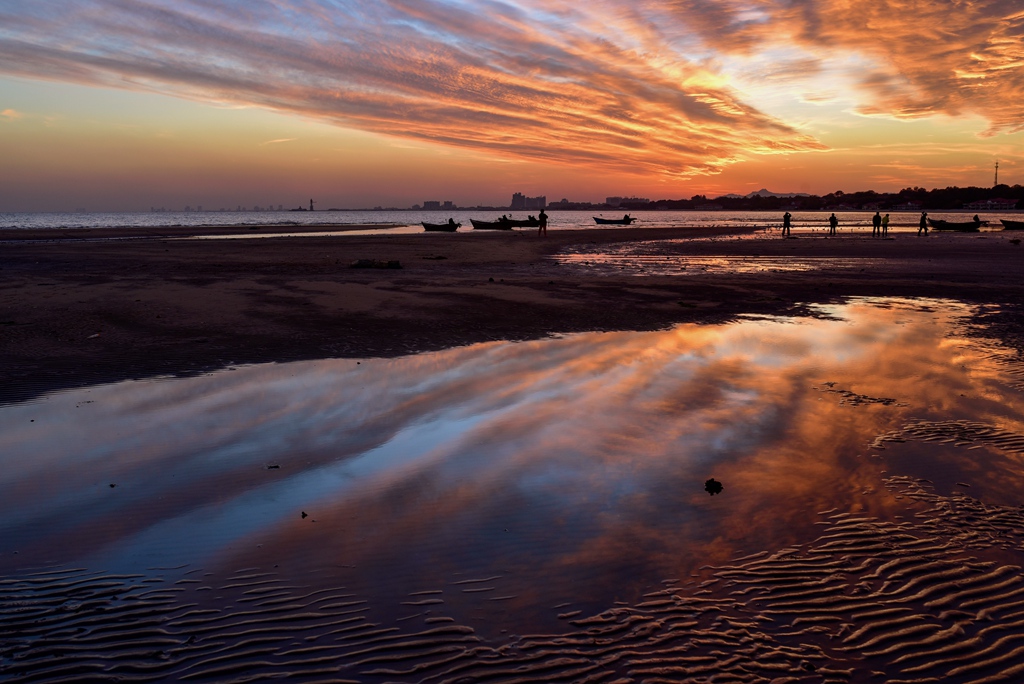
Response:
[781,210,933,237]
[871,211,889,237]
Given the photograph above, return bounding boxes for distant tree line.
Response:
[619,185,1024,211]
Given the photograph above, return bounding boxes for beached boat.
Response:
[507,217,540,227]
[470,218,513,230]
[594,216,635,225]
[422,221,459,232]
[1000,218,1024,230]
[928,218,981,232]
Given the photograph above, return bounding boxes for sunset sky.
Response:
[2,0,1024,211]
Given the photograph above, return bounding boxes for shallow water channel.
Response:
[3,297,1024,645]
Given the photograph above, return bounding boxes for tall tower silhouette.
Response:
[995,161,999,187]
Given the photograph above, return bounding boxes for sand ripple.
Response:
[814,382,904,407]
[5,477,1024,682]
[872,420,1024,454]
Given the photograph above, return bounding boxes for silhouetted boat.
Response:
[1000,218,1024,230]
[928,218,981,232]
[470,218,513,230]
[470,216,540,229]
[422,221,459,232]
[506,217,540,227]
[594,216,636,225]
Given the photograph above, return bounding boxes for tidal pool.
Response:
[552,238,884,275]
[3,297,1024,656]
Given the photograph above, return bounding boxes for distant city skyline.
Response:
[22,183,1015,215]
[2,2,1023,212]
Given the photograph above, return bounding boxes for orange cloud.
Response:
[2,0,1021,186]
[819,1,1024,134]
[658,0,1024,134]
[0,0,823,180]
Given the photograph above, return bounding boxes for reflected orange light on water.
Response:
[2,298,1023,634]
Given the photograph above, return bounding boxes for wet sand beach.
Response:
[2,224,1024,403]
[4,225,1024,683]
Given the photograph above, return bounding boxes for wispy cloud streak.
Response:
[0,0,824,176]
[645,0,1024,134]
[1,1,1020,177]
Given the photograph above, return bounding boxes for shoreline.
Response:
[3,225,1024,403]
[0,223,408,242]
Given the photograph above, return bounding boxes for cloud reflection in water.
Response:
[2,297,1022,633]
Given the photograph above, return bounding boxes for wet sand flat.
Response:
[2,225,1024,403]
[5,226,1024,683]
[3,302,1024,682]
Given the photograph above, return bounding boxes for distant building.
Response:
[420,200,456,210]
[695,203,724,211]
[511,192,546,210]
[965,197,1017,210]
[606,196,650,207]
[892,201,922,211]
[548,198,595,210]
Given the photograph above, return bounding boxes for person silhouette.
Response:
[782,211,792,236]
[828,213,838,235]
[872,211,882,237]
[919,211,928,236]
[881,213,890,236]
[538,209,548,237]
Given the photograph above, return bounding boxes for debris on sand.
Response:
[705,478,723,495]
[350,259,401,269]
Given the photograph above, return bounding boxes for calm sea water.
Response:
[2,209,1020,233]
